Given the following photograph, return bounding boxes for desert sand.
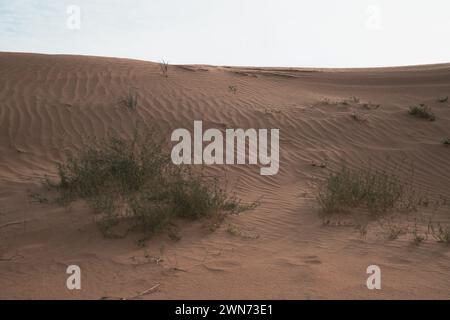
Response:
[0,52,449,299]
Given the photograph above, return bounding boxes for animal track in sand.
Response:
[202,259,241,273]
[301,255,322,265]
[272,255,322,268]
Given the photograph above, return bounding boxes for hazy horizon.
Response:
[1,0,450,68]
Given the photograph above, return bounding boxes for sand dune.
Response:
[0,52,449,299]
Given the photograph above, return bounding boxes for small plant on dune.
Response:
[387,225,403,240]
[342,96,360,105]
[428,221,450,244]
[320,97,380,110]
[355,223,368,238]
[228,85,237,94]
[350,96,360,103]
[362,103,381,110]
[53,127,257,240]
[311,161,326,168]
[317,164,417,217]
[160,60,169,78]
[226,224,241,236]
[442,138,450,146]
[167,226,181,242]
[408,104,436,121]
[321,96,361,106]
[411,219,426,245]
[380,219,406,240]
[320,98,332,105]
[28,191,49,204]
[438,96,448,103]
[350,111,369,123]
[118,91,138,110]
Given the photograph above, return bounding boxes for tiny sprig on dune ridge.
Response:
[51,126,258,241]
[160,60,169,78]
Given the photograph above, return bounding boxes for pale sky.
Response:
[1,0,450,67]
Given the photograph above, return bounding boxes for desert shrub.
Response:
[408,104,435,121]
[382,219,406,240]
[118,91,138,110]
[317,165,416,217]
[171,178,222,219]
[228,85,237,94]
[342,96,360,105]
[442,138,450,145]
[428,222,450,244]
[411,219,426,245]
[57,131,166,202]
[320,96,361,106]
[350,111,368,123]
[54,128,256,238]
[128,193,173,235]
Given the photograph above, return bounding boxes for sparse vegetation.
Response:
[52,127,257,240]
[118,91,138,110]
[167,227,181,242]
[342,96,360,105]
[362,103,380,110]
[160,60,169,78]
[382,219,405,240]
[228,85,237,94]
[226,224,241,236]
[428,221,450,244]
[226,223,259,239]
[321,96,360,106]
[412,219,426,245]
[408,104,436,121]
[350,111,369,123]
[28,192,48,204]
[442,138,450,145]
[317,164,417,217]
[355,223,368,238]
[438,96,448,103]
[320,97,381,110]
[311,161,326,168]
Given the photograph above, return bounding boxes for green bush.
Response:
[54,128,257,239]
[317,165,416,217]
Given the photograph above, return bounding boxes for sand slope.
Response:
[0,52,450,299]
